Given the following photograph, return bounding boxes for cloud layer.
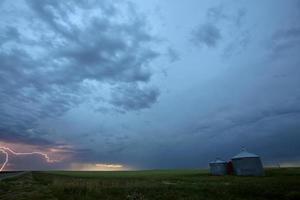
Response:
[1,0,300,170]
[191,23,221,47]
[0,0,160,145]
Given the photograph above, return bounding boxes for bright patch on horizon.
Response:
[70,163,128,171]
[95,164,124,169]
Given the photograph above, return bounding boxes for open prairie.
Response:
[0,168,300,200]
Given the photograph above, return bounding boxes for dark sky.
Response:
[0,0,300,170]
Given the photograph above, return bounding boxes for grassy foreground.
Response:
[0,168,300,200]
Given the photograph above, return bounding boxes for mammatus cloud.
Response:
[191,5,248,53]
[110,84,160,112]
[270,27,300,56]
[191,23,221,48]
[167,48,180,63]
[0,0,160,145]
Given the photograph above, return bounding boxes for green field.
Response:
[0,168,300,200]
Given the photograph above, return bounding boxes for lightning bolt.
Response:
[0,146,59,172]
[0,149,8,172]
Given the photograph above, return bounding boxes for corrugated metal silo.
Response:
[209,159,227,176]
[232,149,264,176]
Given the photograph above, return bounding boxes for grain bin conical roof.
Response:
[232,150,259,159]
[209,158,227,164]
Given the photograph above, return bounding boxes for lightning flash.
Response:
[0,146,59,171]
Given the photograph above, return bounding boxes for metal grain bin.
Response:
[232,150,264,176]
[209,159,227,176]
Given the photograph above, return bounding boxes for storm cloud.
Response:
[0,0,160,145]
[1,0,300,170]
[270,27,300,56]
[191,23,222,47]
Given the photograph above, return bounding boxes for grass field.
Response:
[0,168,300,200]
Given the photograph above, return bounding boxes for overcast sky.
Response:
[0,0,300,170]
